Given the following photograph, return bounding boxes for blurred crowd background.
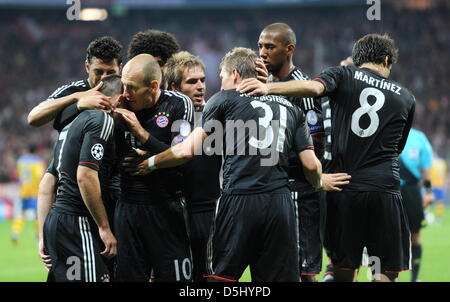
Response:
[0,0,448,184]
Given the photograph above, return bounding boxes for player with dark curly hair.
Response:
[28,36,123,128]
[127,29,180,67]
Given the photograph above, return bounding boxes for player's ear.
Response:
[286,44,295,56]
[151,80,160,93]
[383,56,389,67]
[171,82,178,92]
[231,68,240,84]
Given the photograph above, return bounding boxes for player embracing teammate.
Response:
[31,24,414,283]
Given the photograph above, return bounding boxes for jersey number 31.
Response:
[249,101,287,152]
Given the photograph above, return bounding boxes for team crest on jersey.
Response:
[91,143,104,160]
[155,112,170,128]
[306,110,318,126]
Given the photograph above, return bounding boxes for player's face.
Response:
[85,57,120,88]
[178,66,206,104]
[258,32,288,74]
[121,70,152,111]
[219,67,234,91]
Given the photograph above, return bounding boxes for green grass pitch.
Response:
[0,206,448,282]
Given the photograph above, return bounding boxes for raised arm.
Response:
[237,78,325,98]
[145,127,207,172]
[28,82,109,127]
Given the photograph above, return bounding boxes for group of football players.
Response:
[29,22,420,282]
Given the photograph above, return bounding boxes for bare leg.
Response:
[373,272,398,282]
[301,275,317,282]
[411,232,422,282]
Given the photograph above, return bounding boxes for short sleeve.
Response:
[53,103,81,131]
[168,92,195,146]
[45,85,73,102]
[294,111,314,152]
[202,91,227,134]
[170,92,195,125]
[46,158,58,177]
[79,111,114,171]
[313,66,345,96]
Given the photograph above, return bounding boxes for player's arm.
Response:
[28,82,108,127]
[114,108,171,153]
[238,66,345,101]
[118,94,195,175]
[77,166,116,259]
[37,170,57,271]
[149,127,206,170]
[294,114,323,189]
[299,150,351,191]
[78,112,116,258]
[115,107,172,175]
[294,111,350,191]
[299,149,323,189]
[146,90,224,172]
[237,78,324,98]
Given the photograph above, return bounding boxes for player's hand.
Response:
[321,173,351,191]
[123,149,152,176]
[255,58,269,83]
[99,227,117,259]
[114,108,149,143]
[422,192,434,209]
[76,82,111,111]
[236,78,269,96]
[38,238,52,271]
[111,94,126,111]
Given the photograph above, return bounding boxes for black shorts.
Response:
[187,204,216,282]
[325,191,411,273]
[43,209,110,282]
[206,188,299,282]
[401,184,425,233]
[114,199,192,282]
[291,189,324,275]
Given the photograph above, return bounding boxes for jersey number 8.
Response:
[351,87,385,138]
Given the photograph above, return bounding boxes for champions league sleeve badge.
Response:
[306,110,318,126]
[91,143,104,160]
